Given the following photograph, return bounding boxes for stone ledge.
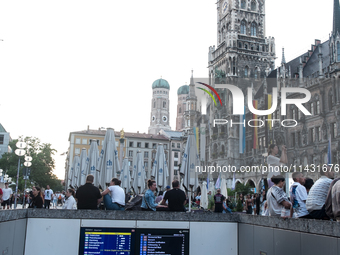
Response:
[1,209,340,238]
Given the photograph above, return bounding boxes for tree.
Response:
[0,137,62,191]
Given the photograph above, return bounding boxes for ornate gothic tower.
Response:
[184,71,199,131]
[148,78,171,135]
[176,84,189,131]
[329,0,340,66]
[208,0,276,82]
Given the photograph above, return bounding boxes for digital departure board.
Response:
[135,229,189,255]
[79,227,136,255]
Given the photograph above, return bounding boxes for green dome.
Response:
[152,78,170,90]
[177,85,189,95]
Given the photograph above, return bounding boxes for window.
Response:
[244,66,249,78]
[177,143,180,148]
[128,161,132,166]
[179,107,181,113]
[316,101,320,114]
[292,109,296,120]
[174,161,178,166]
[144,161,148,168]
[329,93,333,109]
[332,123,337,139]
[251,0,256,11]
[152,152,156,158]
[258,138,262,148]
[137,142,141,148]
[0,135,3,144]
[241,20,246,34]
[310,128,315,143]
[129,150,133,157]
[337,42,340,62]
[152,143,157,149]
[75,138,81,144]
[316,126,321,141]
[174,152,178,158]
[129,142,133,147]
[310,102,314,115]
[251,23,256,36]
[241,0,246,9]
[174,170,178,175]
[82,139,87,145]
[163,101,166,108]
[244,43,248,49]
[144,151,149,158]
[172,143,175,148]
[75,148,80,154]
[145,143,149,148]
[298,132,301,146]
[164,144,167,149]
[263,137,266,148]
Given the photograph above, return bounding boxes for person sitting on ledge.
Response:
[141,180,168,211]
[76,174,101,210]
[101,178,125,211]
[306,166,334,220]
[161,180,186,212]
[266,175,291,218]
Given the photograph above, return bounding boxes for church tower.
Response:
[148,78,171,135]
[176,84,189,131]
[208,0,276,82]
[329,0,340,65]
[183,71,199,131]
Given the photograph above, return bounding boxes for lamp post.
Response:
[14,141,27,209]
[23,156,32,208]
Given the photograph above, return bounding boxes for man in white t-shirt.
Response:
[290,172,309,218]
[306,168,334,219]
[1,183,13,210]
[267,144,287,188]
[44,185,53,209]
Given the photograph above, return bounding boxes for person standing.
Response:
[1,183,13,210]
[44,185,53,209]
[245,195,253,214]
[214,188,225,213]
[290,172,309,218]
[161,180,186,212]
[62,189,77,209]
[0,187,3,206]
[29,186,44,208]
[267,144,287,188]
[75,175,102,209]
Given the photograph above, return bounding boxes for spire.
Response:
[333,0,340,36]
[281,48,286,65]
[190,69,194,85]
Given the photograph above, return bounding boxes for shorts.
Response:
[1,199,10,206]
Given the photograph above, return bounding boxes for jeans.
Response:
[44,200,51,209]
[103,194,125,211]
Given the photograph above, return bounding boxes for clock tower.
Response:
[148,78,171,135]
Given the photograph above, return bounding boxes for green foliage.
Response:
[0,137,62,192]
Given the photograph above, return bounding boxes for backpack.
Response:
[125,195,143,211]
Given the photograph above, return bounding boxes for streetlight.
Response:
[23,156,32,208]
[14,140,27,209]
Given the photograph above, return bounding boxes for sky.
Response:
[0,0,333,179]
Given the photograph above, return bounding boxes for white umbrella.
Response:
[132,151,146,194]
[97,128,120,188]
[208,178,215,195]
[220,178,228,199]
[151,143,169,190]
[180,133,199,212]
[68,163,74,188]
[121,158,131,193]
[85,139,99,186]
[72,155,80,187]
[200,181,208,209]
[79,148,87,186]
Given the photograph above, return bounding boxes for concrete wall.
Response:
[2,209,340,255]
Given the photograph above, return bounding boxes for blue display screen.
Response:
[79,227,136,255]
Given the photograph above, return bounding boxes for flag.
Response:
[239,106,246,153]
[200,124,206,161]
[267,94,272,130]
[253,100,258,149]
[215,173,221,189]
[206,175,209,190]
[231,172,235,190]
[328,136,332,165]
